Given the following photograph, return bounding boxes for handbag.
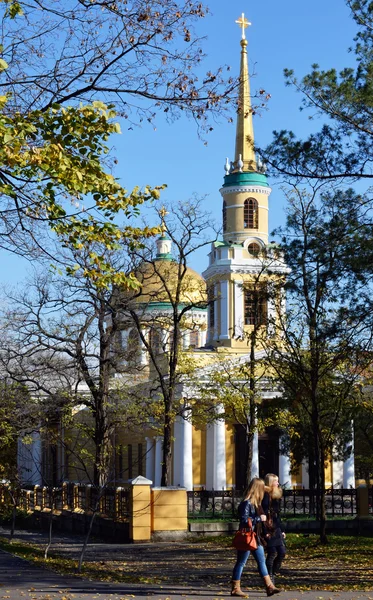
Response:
[232,518,258,551]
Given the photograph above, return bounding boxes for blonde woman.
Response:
[262,473,286,585]
[231,477,281,597]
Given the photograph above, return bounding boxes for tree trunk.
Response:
[161,405,172,486]
[319,446,328,544]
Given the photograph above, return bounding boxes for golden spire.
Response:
[234,13,257,172]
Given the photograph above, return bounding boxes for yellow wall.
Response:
[151,488,188,531]
[192,427,206,487]
[225,424,235,487]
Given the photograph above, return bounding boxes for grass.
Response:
[1,533,373,590]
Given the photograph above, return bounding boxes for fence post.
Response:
[129,475,152,542]
[356,484,369,518]
[34,485,40,509]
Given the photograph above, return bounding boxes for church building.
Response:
[17,14,356,491]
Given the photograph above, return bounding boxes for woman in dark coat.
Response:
[231,477,281,597]
[262,473,286,585]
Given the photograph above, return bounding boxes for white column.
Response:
[267,282,276,337]
[145,437,155,482]
[182,331,191,349]
[154,436,163,487]
[206,404,226,489]
[212,284,218,341]
[121,329,130,350]
[302,461,309,489]
[140,327,149,366]
[173,409,193,491]
[250,431,259,479]
[279,448,292,489]
[200,329,207,348]
[219,280,229,340]
[333,458,344,489]
[18,432,43,486]
[234,280,244,338]
[343,426,355,488]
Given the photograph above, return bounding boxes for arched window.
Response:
[222,201,227,232]
[244,198,258,229]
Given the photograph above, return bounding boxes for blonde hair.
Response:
[243,477,266,508]
[264,473,283,500]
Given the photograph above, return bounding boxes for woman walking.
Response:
[231,477,281,597]
[262,473,286,586]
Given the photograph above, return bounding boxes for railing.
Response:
[280,487,357,517]
[187,487,364,519]
[187,488,242,519]
[0,483,130,521]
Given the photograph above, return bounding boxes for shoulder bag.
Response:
[232,517,258,551]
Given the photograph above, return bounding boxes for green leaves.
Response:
[0,98,164,288]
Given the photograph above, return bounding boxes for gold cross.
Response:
[159,206,168,233]
[235,13,251,40]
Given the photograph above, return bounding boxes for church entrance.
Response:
[234,425,280,489]
[258,430,280,479]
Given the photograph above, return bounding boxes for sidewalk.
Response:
[0,527,372,600]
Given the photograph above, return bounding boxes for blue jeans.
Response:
[232,545,269,580]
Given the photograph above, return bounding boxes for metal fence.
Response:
[187,487,369,519]
[0,483,130,521]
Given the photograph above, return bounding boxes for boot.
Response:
[231,580,248,597]
[270,574,276,586]
[263,575,281,596]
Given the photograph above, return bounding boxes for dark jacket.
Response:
[238,499,262,528]
[262,492,285,548]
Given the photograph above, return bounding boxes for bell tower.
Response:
[203,14,286,352]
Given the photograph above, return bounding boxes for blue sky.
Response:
[2,0,358,283]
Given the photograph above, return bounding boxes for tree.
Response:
[264,185,373,543]
[261,1,373,182]
[0,87,161,274]
[0,0,235,269]
[114,198,216,486]
[1,0,234,127]
[0,244,136,487]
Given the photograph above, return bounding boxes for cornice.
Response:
[203,263,290,278]
[220,185,272,197]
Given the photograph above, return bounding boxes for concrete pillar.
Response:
[357,485,369,518]
[206,404,226,489]
[129,476,152,542]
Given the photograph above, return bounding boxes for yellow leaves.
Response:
[0,99,167,289]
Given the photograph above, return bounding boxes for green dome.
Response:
[222,171,269,188]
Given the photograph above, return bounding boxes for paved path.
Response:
[0,527,372,600]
